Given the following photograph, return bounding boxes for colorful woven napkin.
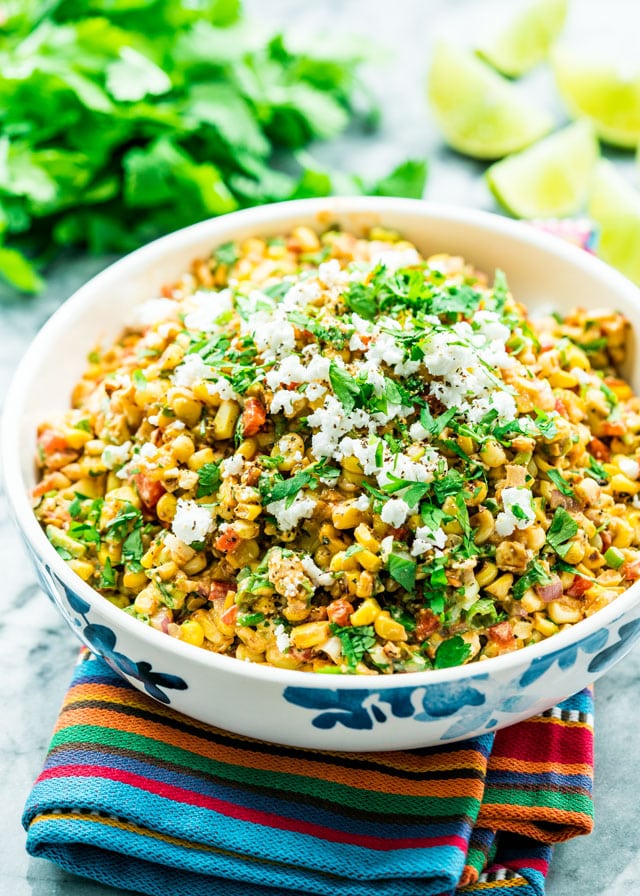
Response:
[23,651,594,896]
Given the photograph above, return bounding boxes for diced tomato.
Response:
[160,284,175,298]
[600,421,626,437]
[588,437,610,462]
[220,604,239,626]
[391,526,409,540]
[415,608,439,642]
[241,397,267,437]
[214,527,240,553]
[209,580,236,602]
[487,621,515,649]
[134,473,166,509]
[326,598,353,627]
[622,560,640,581]
[38,430,68,456]
[554,398,569,418]
[566,576,591,598]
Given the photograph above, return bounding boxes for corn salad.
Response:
[33,226,640,674]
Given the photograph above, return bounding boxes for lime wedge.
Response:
[553,48,640,148]
[427,43,553,159]
[486,121,599,218]
[478,0,568,78]
[588,161,640,285]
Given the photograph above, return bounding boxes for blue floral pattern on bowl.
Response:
[42,562,188,704]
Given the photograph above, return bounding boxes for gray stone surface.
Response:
[2,1,640,893]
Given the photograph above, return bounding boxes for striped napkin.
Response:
[23,651,594,896]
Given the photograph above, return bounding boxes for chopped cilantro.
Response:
[68,521,101,546]
[432,469,464,504]
[74,419,92,432]
[196,462,222,498]
[513,559,552,600]
[491,269,509,312]
[533,410,558,439]
[546,508,579,558]
[389,605,416,631]
[466,598,500,629]
[132,369,148,389]
[380,473,430,508]
[261,470,314,504]
[343,282,378,320]
[329,361,361,413]
[420,405,456,437]
[104,504,142,539]
[585,456,609,484]
[122,527,144,567]
[99,556,116,589]
[214,241,239,267]
[68,493,85,519]
[388,552,416,592]
[330,623,376,670]
[434,635,471,669]
[547,468,574,497]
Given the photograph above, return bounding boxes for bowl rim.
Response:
[4,195,640,690]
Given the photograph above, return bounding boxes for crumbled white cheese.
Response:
[139,442,158,460]
[172,353,211,388]
[221,455,244,477]
[619,456,640,480]
[101,441,132,469]
[281,277,322,310]
[379,535,394,561]
[353,493,370,511]
[128,298,177,329]
[183,289,233,331]
[206,377,239,401]
[570,366,592,385]
[380,498,410,528]
[411,525,447,556]
[370,246,421,272]
[305,382,327,402]
[274,623,291,653]
[300,555,335,588]
[495,487,535,537]
[251,313,296,361]
[171,499,214,544]
[270,389,304,417]
[266,493,316,531]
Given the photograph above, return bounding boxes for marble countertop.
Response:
[2,1,640,893]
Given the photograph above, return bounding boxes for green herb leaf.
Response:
[329,361,361,413]
[547,468,574,497]
[99,556,116,589]
[196,462,222,498]
[513,559,552,601]
[434,635,471,669]
[371,159,428,199]
[263,470,314,504]
[330,623,376,670]
[388,552,416,592]
[546,508,579,558]
[343,282,378,320]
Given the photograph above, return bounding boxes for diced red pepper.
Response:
[209,580,236,602]
[622,560,640,581]
[487,621,515,649]
[134,472,166,509]
[566,575,591,598]
[220,604,239,626]
[588,437,610,462]
[38,430,68,456]
[554,398,569,418]
[600,421,626,437]
[415,608,440,642]
[326,598,354,627]
[214,527,240,553]
[241,397,267,437]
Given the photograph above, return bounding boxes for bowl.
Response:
[4,197,640,751]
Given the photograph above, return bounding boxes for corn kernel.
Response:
[332,500,368,530]
[122,569,148,590]
[355,549,382,573]
[64,428,93,449]
[180,620,205,647]
[374,611,407,641]
[354,524,380,552]
[532,613,559,637]
[172,434,195,462]
[485,573,513,599]
[188,448,215,471]
[475,562,498,588]
[68,558,95,581]
[329,551,359,572]
[213,400,240,440]
[547,599,583,625]
[290,621,331,649]
[156,492,178,523]
[350,597,381,626]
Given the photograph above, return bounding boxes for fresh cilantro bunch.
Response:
[0,0,427,292]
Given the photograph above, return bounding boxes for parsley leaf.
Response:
[343,282,378,320]
[196,462,222,498]
[388,552,416,592]
[262,470,314,504]
[546,508,579,558]
[99,556,116,589]
[513,559,552,601]
[330,623,376,670]
[547,468,574,497]
[434,636,471,669]
[329,361,361,413]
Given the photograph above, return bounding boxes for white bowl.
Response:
[4,197,640,751]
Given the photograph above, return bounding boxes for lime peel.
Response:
[427,43,553,160]
[588,160,640,286]
[486,121,599,219]
[477,0,568,78]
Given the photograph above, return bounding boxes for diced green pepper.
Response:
[604,546,625,569]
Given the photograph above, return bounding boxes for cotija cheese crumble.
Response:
[33,226,640,673]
